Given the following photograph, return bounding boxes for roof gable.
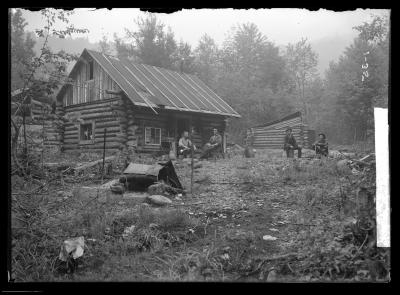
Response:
[57,49,240,117]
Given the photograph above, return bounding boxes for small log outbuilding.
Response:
[247,111,315,149]
[55,49,240,154]
[11,88,60,149]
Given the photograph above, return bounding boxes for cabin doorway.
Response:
[177,118,190,139]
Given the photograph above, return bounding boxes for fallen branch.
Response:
[357,233,369,253]
[73,156,116,174]
[350,159,373,167]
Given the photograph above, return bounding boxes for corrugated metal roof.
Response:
[251,111,302,128]
[58,49,240,117]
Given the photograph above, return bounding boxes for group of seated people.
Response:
[178,128,222,159]
[177,126,328,160]
[283,127,329,158]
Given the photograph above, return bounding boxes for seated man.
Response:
[312,133,329,157]
[200,128,222,159]
[283,127,302,158]
[178,131,195,158]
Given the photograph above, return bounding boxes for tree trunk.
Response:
[23,113,27,162]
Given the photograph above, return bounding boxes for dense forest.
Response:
[11,9,389,145]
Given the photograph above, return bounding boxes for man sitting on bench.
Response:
[283,127,302,158]
[200,128,222,159]
[312,133,329,157]
[178,131,195,158]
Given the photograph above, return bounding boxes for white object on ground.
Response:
[122,225,136,238]
[59,236,85,261]
[263,235,278,241]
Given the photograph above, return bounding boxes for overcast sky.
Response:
[20,8,389,47]
[18,8,389,76]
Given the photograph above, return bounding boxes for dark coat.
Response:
[283,134,298,150]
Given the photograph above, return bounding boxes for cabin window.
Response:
[89,61,94,80]
[144,127,161,145]
[80,122,95,143]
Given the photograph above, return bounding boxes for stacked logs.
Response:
[252,127,302,149]
[251,116,305,149]
[63,98,123,152]
[49,101,66,149]
[126,104,137,148]
[113,96,137,166]
[112,96,130,148]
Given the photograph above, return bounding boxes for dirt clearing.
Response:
[11,148,389,282]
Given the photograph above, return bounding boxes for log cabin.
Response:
[11,88,60,149]
[247,111,315,149]
[55,49,240,154]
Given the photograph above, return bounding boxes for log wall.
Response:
[61,94,228,154]
[62,98,122,152]
[249,115,313,149]
[124,106,227,154]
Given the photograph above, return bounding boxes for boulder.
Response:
[147,195,172,206]
[110,184,125,194]
[147,183,167,195]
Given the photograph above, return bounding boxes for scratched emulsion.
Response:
[374,108,390,247]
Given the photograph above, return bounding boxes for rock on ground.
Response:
[147,195,172,206]
[147,183,168,195]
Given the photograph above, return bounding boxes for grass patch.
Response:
[279,158,351,184]
[150,246,225,281]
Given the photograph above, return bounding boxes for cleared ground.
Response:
[11,148,389,282]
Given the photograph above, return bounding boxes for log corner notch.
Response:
[117,95,130,150]
[222,117,228,153]
[53,100,65,150]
